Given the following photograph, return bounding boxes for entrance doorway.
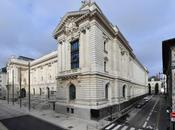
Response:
[155,83,159,95]
[20,88,26,98]
[47,87,50,99]
[148,84,151,95]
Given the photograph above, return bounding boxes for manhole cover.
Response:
[55,116,60,118]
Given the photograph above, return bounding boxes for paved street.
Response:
[0,101,66,130]
[1,115,66,130]
[103,95,169,130]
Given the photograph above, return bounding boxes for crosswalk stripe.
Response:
[121,126,128,130]
[105,123,115,130]
[130,127,135,130]
[112,124,122,130]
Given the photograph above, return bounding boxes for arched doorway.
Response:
[148,83,151,95]
[122,85,126,98]
[69,84,76,100]
[47,87,50,99]
[20,88,26,98]
[155,83,159,95]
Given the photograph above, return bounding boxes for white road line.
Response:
[146,116,150,121]
[130,127,135,130]
[143,121,147,128]
[112,124,122,130]
[105,123,115,130]
[121,126,128,130]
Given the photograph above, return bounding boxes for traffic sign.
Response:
[171,112,175,122]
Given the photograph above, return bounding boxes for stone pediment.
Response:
[53,10,89,38]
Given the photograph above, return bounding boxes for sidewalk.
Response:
[0,122,8,130]
[158,95,170,130]
[0,100,108,130]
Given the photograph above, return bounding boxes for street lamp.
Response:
[6,85,9,104]
[12,69,14,105]
[19,67,22,108]
[28,62,31,111]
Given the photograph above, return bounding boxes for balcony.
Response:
[57,68,81,80]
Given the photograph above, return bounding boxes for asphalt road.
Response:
[104,95,169,130]
[0,101,65,130]
[1,115,65,130]
[128,96,160,129]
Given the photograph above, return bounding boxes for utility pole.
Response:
[19,67,22,108]
[28,62,31,111]
[12,69,14,105]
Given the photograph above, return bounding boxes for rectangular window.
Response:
[71,40,79,69]
[71,108,74,114]
[104,61,107,72]
[67,107,69,113]
[104,41,108,53]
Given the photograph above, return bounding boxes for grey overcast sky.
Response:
[0,0,175,76]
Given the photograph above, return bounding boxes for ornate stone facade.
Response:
[6,51,57,99]
[53,2,148,120]
[3,1,149,120]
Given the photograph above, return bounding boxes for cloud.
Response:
[0,0,175,76]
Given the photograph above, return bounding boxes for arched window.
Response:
[69,84,76,100]
[104,40,108,53]
[105,83,109,99]
[122,85,126,98]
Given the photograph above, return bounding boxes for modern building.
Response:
[53,1,148,120]
[162,38,175,129]
[6,51,57,100]
[0,67,7,99]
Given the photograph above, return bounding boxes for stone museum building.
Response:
[53,2,148,120]
[4,1,148,120]
[6,51,57,100]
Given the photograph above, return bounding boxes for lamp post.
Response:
[12,69,14,105]
[28,62,31,111]
[6,85,9,104]
[19,67,22,108]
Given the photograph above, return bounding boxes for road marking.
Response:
[105,123,115,130]
[147,125,153,129]
[130,127,135,130]
[143,97,159,129]
[146,116,150,121]
[121,126,128,130]
[112,124,122,130]
[143,121,147,128]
